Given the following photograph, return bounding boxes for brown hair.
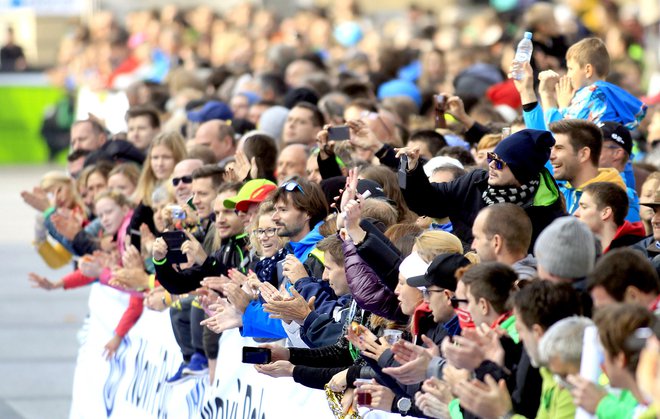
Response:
[192,164,225,190]
[477,133,503,151]
[461,262,517,315]
[361,199,398,228]
[481,204,532,255]
[583,182,629,227]
[125,105,160,128]
[360,165,414,222]
[594,303,654,373]
[549,119,603,166]
[316,235,345,266]
[566,37,610,78]
[109,162,141,188]
[94,189,134,209]
[269,176,329,229]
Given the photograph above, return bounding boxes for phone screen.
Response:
[327,125,350,141]
[398,155,408,189]
[242,347,272,364]
[161,231,187,264]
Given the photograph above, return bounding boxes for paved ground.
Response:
[0,166,90,419]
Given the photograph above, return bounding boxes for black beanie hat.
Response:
[493,129,555,183]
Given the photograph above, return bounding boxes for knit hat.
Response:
[534,216,596,279]
[423,156,464,178]
[493,129,555,183]
[258,106,289,141]
[599,121,633,156]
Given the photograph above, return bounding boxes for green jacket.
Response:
[596,389,640,419]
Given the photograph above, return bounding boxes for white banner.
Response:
[69,284,334,419]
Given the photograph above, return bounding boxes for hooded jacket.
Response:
[606,221,647,253]
[560,167,626,214]
[403,165,565,250]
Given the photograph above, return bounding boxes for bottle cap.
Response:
[524,31,532,39]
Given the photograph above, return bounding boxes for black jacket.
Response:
[402,165,566,250]
[155,233,250,295]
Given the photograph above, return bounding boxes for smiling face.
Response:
[550,133,580,183]
[255,214,281,258]
[95,197,128,236]
[150,145,176,181]
[213,191,244,240]
[395,274,423,316]
[487,157,519,187]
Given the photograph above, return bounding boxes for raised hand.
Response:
[281,254,308,283]
[28,272,62,290]
[200,275,231,293]
[394,146,421,172]
[508,61,536,105]
[263,288,314,324]
[109,267,150,290]
[51,209,83,241]
[556,75,576,109]
[454,375,512,418]
[181,229,207,265]
[221,282,253,314]
[152,237,168,261]
[122,245,144,270]
[21,186,50,212]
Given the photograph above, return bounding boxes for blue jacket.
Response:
[288,222,324,262]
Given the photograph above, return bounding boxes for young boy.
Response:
[541,37,647,130]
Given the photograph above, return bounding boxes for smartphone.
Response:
[434,94,447,129]
[130,228,141,250]
[161,230,187,264]
[327,125,350,141]
[398,154,408,189]
[242,346,271,364]
[276,259,288,287]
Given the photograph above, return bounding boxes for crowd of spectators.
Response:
[17,0,660,417]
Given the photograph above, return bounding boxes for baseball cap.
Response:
[224,179,277,212]
[599,121,633,156]
[187,101,233,123]
[406,253,470,291]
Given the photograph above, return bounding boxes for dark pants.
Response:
[169,296,204,362]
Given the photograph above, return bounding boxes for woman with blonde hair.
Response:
[129,131,187,245]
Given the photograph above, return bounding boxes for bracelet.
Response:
[152,257,167,266]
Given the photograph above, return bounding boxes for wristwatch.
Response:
[397,397,412,416]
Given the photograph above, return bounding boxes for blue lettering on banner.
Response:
[186,376,206,417]
[126,340,179,418]
[201,379,266,419]
[103,336,130,416]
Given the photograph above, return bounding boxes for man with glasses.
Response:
[400,129,565,250]
[170,159,203,207]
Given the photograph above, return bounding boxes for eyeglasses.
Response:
[450,297,468,309]
[172,176,193,187]
[422,289,447,299]
[253,227,277,238]
[487,152,507,170]
[280,180,305,194]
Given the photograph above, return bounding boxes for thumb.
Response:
[308,296,316,310]
[498,378,507,392]
[420,334,434,348]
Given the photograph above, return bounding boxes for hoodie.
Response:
[287,221,324,262]
[511,254,538,279]
[606,221,647,253]
[560,167,627,214]
[545,80,647,130]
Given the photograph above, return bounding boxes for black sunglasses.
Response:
[450,297,468,309]
[172,175,193,187]
[487,152,507,171]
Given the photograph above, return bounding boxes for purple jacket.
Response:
[343,239,408,323]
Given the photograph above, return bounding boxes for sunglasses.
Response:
[450,297,468,309]
[253,227,277,238]
[486,152,507,170]
[172,175,193,187]
[280,180,305,194]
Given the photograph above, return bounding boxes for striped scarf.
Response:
[482,178,539,206]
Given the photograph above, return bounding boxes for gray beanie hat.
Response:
[258,106,289,142]
[534,216,596,279]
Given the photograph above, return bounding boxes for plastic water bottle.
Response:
[511,32,533,81]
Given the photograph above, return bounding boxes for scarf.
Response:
[482,178,539,206]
